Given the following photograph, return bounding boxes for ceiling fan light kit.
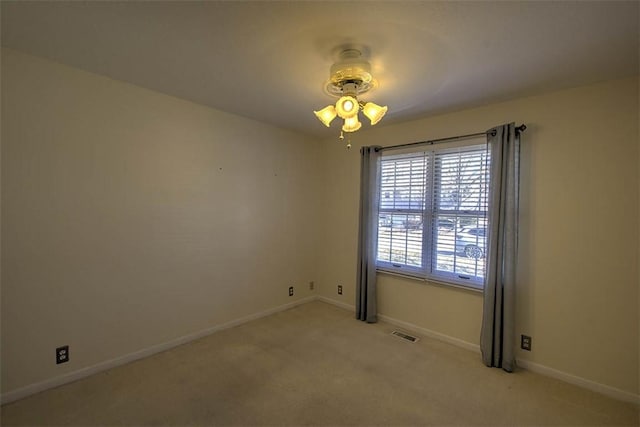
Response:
[335,94,359,119]
[362,102,387,126]
[313,48,388,146]
[314,105,337,127]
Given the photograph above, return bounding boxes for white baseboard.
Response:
[516,358,640,405]
[316,296,480,353]
[316,296,639,405]
[4,295,638,407]
[377,313,481,353]
[1,296,315,405]
[316,296,355,312]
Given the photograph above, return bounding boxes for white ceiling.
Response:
[2,1,638,138]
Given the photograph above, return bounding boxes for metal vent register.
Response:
[391,330,419,343]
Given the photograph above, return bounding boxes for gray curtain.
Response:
[480,123,520,372]
[356,146,381,323]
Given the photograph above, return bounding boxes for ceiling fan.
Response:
[314,48,387,147]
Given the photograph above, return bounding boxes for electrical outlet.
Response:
[309,281,314,291]
[56,345,69,364]
[338,284,343,295]
[288,286,294,296]
[521,335,532,351]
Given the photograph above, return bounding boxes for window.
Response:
[376,139,490,289]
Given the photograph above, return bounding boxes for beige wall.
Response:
[1,49,321,394]
[2,46,638,400]
[317,77,639,395]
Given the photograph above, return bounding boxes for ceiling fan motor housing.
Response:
[325,49,375,97]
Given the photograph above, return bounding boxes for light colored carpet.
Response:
[1,301,637,426]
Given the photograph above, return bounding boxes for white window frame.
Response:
[375,136,490,290]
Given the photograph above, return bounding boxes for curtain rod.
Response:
[376,124,527,152]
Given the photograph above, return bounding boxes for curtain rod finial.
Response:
[516,124,527,133]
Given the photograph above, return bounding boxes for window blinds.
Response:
[376,142,490,287]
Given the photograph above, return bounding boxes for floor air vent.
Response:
[391,330,419,343]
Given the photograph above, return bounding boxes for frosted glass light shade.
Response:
[362,102,388,125]
[335,96,359,119]
[314,105,337,127]
[342,115,362,132]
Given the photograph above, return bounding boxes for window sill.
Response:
[376,268,484,294]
